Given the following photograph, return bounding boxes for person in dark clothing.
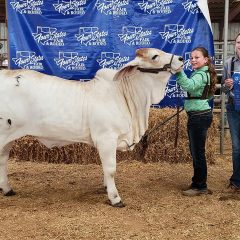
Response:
[175,47,217,196]
[221,33,240,193]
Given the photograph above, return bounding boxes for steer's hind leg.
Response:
[0,142,15,196]
[97,138,125,207]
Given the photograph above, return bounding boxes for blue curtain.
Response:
[7,0,214,107]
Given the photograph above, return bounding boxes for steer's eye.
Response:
[152,55,159,61]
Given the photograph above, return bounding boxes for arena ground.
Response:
[1,150,240,240]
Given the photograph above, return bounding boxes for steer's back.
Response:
[0,69,131,147]
[0,70,96,142]
[0,69,89,121]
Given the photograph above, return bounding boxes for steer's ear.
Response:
[113,59,139,81]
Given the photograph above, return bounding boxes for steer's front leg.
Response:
[96,137,125,207]
[0,142,16,196]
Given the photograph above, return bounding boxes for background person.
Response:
[221,33,240,193]
[175,47,217,196]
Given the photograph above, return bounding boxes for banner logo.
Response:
[32,26,66,46]
[159,24,193,43]
[54,52,87,70]
[53,0,86,15]
[165,79,185,98]
[75,27,108,46]
[95,0,129,16]
[12,51,44,69]
[184,52,192,70]
[138,0,172,14]
[118,26,151,46]
[233,73,240,110]
[97,52,130,69]
[10,0,43,14]
[182,0,199,14]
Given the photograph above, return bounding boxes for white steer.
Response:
[0,48,183,207]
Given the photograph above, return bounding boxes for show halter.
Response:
[137,54,176,74]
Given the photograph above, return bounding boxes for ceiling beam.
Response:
[229,3,240,22]
[209,0,229,3]
[0,3,6,23]
[218,2,240,35]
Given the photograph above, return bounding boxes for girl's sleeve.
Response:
[175,70,206,94]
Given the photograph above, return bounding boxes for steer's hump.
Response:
[95,68,117,82]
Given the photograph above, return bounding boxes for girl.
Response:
[176,47,217,196]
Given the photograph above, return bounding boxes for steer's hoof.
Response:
[4,189,16,196]
[106,200,125,208]
[113,201,125,208]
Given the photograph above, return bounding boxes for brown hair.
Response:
[235,33,240,56]
[191,46,217,97]
[235,33,240,41]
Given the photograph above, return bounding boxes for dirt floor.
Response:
[1,150,240,240]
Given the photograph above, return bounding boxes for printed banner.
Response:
[233,72,240,111]
[7,0,214,107]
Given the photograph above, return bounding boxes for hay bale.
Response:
[131,108,218,164]
[10,108,218,164]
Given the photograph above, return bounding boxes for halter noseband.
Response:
[137,54,174,74]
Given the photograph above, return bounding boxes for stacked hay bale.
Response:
[10,108,218,164]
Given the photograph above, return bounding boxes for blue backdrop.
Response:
[7,0,214,107]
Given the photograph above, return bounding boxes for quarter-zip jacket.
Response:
[176,66,211,112]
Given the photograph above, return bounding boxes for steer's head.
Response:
[114,48,184,80]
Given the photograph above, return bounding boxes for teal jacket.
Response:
[175,66,211,112]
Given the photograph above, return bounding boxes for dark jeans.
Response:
[226,103,240,188]
[187,110,213,190]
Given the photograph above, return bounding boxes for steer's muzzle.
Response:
[179,57,184,62]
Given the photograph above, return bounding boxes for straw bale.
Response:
[10,108,218,164]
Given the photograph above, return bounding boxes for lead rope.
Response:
[174,106,180,148]
[173,83,184,162]
[174,84,183,148]
[138,107,184,160]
